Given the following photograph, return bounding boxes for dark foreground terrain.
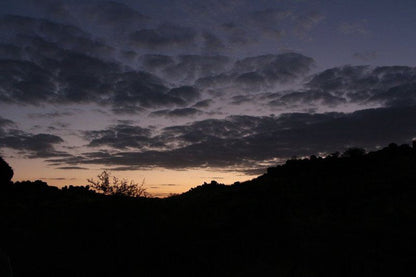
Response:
[1,143,416,276]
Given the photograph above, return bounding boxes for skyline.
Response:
[1,0,416,196]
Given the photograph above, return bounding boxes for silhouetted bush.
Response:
[342,147,366,158]
[87,171,149,197]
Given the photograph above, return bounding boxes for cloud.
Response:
[0,117,69,159]
[0,45,203,112]
[195,53,314,93]
[0,59,56,104]
[56,166,89,170]
[41,177,71,180]
[150,108,203,118]
[85,124,154,150]
[306,65,416,106]
[2,29,414,117]
[161,115,264,142]
[158,183,179,186]
[109,71,169,107]
[0,130,68,158]
[156,55,232,83]
[230,95,252,105]
[233,53,315,88]
[168,86,200,102]
[0,116,15,136]
[49,105,416,172]
[193,99,213,108]
[369,82,416,107]
[233,53,314,76]
[0,116,14,129]
[139,54,175,71]
[0,14,316,112]
[0,53,201,111]
[199,53,314,91]
[28,111,74,119]
[271,90,347,108]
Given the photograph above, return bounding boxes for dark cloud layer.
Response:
[151,108,203,118]
[0,128,68,158]
[259,65,416,111]
[56,166,89,170]
[85,124,154,150]
[233,53,314,85]
[0,45,204,113]
[50,105,416,172]
[0,14,202,113]
[0,116,14,128]
[195,53,315,92]
[140,54,232,83]
[0,22,318,114]
[306,65,416,106]
[0,12,318,115]
[270,90,347,108]
[0,116,69,158]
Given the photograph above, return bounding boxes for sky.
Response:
[0,0,416,197]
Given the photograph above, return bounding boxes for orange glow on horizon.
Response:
[9,156,261,197]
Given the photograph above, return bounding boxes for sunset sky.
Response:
[1,0,416,196]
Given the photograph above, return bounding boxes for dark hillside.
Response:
[1,143,416,276]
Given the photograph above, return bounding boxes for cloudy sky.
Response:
[1,0,416,196]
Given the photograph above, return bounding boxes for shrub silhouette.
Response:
[342,147,366,158]
[0,157,13,185]
[87,170,149,197]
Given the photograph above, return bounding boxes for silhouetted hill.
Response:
[0,157,13,185]
[1,143,416,276]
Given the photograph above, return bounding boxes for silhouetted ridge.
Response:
[2,142,416,276]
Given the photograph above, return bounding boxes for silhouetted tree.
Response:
[327,151,340,159]
[0,157,13,185]
[342,147,366,158]
[87,171,149,197]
